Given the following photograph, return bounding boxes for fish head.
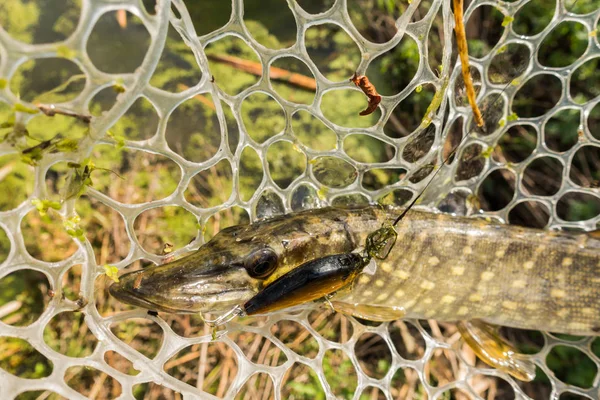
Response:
[109,210,357,313]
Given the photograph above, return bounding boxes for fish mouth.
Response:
[108,265,259,314]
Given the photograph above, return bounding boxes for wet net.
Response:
[0,0,599,398]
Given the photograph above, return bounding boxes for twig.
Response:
[453,0,484,127]
[207,54,316,91]
[36,103,92,124]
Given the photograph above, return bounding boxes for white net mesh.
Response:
[0,0,599,398]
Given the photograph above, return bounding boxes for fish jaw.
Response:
[109,261,259,314]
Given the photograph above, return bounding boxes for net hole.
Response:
[308,308,353,344]
[270,57,316,104]
[455,143,485,182]
[110,318,164,359]
[469,374,515,399]
[331,193,370,206]
[389,321,426,361]
[384,83,436,138]
[228,332,287,366]
[570,57,600,105]
[77,198,130,265]
[270,319,320,359]
[87,11,150,74]
[425,349,459,387]
[377,188,413,206]
[203,206,249,242]
[0,226,9,264]
[493,124,537,163]
[0,0,80,44]
[321,88,381,128]
[522,156,563,196]
[163,314,209,337]
[508,201,550,229]
[513,74,562,118]
[391,367,429,399]
[366,34,420,95]
[185,159,234,208]
[344,134,395,163]
[291,184,320,211]
[408,162,436,183]
[402,125,435,163]
[21,209,78,262]
[44,311,98,357]
[477,168,516,211]
[14,391,64,400]
[512,0,555,36]
[104,350,140,376]
[267,141,306,189]
[465,5,506,58]
[355,332,392,379]
[281,362,325,399]
[570,145,600,188]
[0,337,53,378]
[89,86,119,117]
[488,43,530,84]
[134,206,198,254]
[362,168,407,191]
[244,2,296,49]
[149,25,203,92]
[239,146,264,202]
[291,110,337,151]
[110,96,159,141]
[556,191,600,222]
[358,386,387,399]
[559,392,593,400]
[454,67,481,108]
[297,0,333,14]
[65,366,122,398]
[517,365,552,399]
[427,7,445,72]
[538,21,588,68]
[305,23,361,81]
[471,93,506,136]
[546,345,597,388]
[91,144,182,203]
[235,373,275,400]
[10,58,85,103]
[323,349,358,397]
[498,327,545,355]
[0,262,50,322]
[443,117,464,163]
[545,108,580,152]
[312,156,357,188]
[205,36,261,96]
[241,92,285,143]
[166,94,222,163]
[0,154,34,211]
[256,190,286,219]
[133,382,182,399]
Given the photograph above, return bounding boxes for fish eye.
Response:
[245,248,278,279]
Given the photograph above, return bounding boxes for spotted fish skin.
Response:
[111,205,600,335]
[329,206,600,335]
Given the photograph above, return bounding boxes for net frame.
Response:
[0,0,599,398]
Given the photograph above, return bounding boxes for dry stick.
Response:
[207,54,317,91]
[453,0,484,128]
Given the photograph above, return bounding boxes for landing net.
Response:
[0,0,599,399]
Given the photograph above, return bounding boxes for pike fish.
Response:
[110,205,600,336]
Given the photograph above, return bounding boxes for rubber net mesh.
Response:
[0,0,599,398]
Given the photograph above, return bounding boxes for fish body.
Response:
[110,205,600,335]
